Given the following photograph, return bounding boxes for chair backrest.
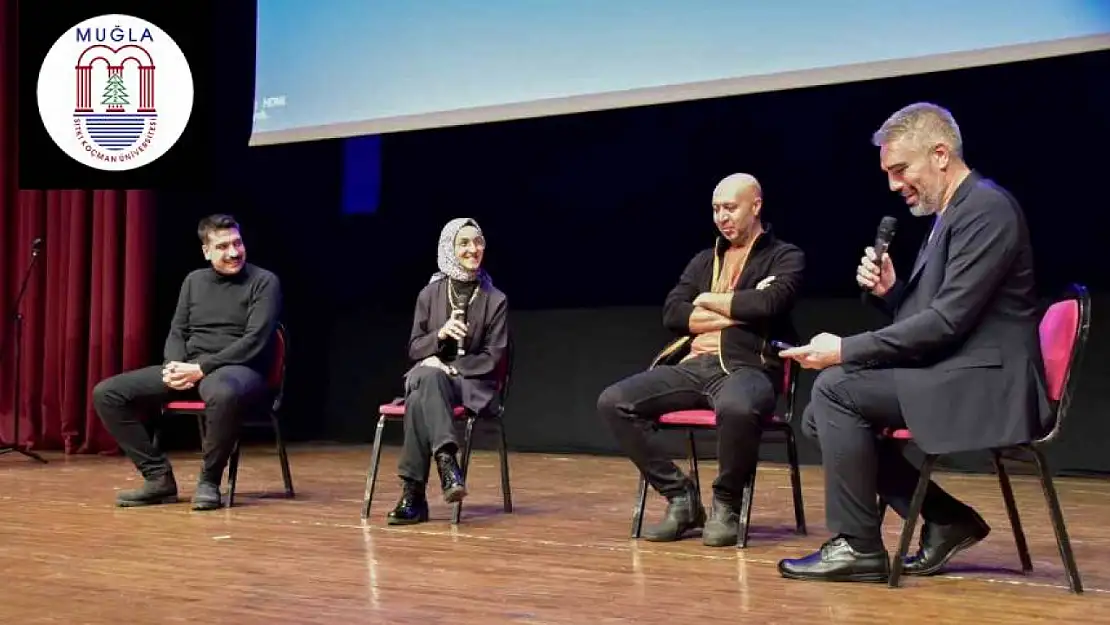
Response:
[1037,284,1091,443]
[269,323,289,411]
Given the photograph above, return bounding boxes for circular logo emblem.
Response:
[36,14,193,171]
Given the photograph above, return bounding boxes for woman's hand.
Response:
[437,310,468,342]
[420,355,458,376]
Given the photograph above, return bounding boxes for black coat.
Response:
[655,225,805,376]
[407,278,509,416]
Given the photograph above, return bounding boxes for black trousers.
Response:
[398,366,462,483]
[597,354,776,505]
[92,364,268,484]
[804,365,976,546]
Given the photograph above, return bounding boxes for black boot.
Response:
[192,480,222,511]
[116,472,179,507]
[387,479,430,525]
[702,496,740,547]
[642,481,706,542]
[435,449,467,503]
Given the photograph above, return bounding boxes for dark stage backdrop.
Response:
[152,2,1108,475]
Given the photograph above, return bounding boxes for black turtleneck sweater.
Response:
[163,263,282,374]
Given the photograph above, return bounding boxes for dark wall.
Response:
[154,2,1109,473]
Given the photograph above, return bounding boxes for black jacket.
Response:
[845,171,1051,454]
[655,225,805,378]
[408,279,509,416]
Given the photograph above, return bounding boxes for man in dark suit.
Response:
[775,102,1049,582]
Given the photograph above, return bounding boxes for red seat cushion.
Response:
[164,400,206,411]
[657,409,788,427]
[881,428,913,440]
[658,409,716,426]
[379,403,467,418]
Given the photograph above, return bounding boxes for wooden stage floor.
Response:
[1,444,1108,624]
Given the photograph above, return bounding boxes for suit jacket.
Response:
[407,279,509,416]
[842,171,1051,454]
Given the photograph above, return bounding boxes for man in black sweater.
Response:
[93,214,282,510]
[597,173,805,546]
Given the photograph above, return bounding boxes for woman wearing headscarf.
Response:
[387,217,510,525]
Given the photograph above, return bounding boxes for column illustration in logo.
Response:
[37,14,193,172]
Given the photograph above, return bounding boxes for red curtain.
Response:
[0,0,156,454]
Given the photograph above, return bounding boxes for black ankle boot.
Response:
[116,472,179,507]
[434,450,467,503]
[192,480,222,511]
[702,496,740,547]
[386,479,429,525]
[642,481,706,542]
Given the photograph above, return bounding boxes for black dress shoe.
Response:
[434,451,467,503]
[903,512,991,576]
[387,479,430,525]
[778,537,890,583]
[642,482,706,542]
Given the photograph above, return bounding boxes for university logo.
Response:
[36,14,193,172]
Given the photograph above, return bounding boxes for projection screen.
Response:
[250,1,1110,146]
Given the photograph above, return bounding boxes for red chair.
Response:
[159,322,295,507]
[630,358,807,547]
[883,284,1091,592]
[360,337,514,524]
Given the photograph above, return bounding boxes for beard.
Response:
[908,184,941,217]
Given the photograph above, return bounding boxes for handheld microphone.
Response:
[872,216,897,262]
[861,216,897,300]
[452,309,466,357]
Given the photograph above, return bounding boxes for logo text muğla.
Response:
[76,25,154,44]
[36,14,194,172]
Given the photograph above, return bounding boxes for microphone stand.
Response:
[0,241,48,463]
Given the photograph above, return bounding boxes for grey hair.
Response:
[871,102,963,158]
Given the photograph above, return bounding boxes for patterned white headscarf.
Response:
[429,217,492,285]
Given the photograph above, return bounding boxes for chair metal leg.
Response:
[686,431,701,510]
[227,441,241,507]
[271,411,295,498]
[991,449,1033,573]
[889,454,937,588]
[737,470,756,549]
[784,426,807,535]
[451,416,477,525]
[497,419,513,513]
[1030,446,1083,594]
[631,474,648,538]
[360,415,387,520]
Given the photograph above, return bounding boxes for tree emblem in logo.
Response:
[101,73,129,108]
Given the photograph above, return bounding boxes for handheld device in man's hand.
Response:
[770,340,796,350]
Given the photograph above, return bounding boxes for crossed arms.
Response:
[661,246,806,335]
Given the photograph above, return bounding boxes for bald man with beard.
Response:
[597,173,806,546]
